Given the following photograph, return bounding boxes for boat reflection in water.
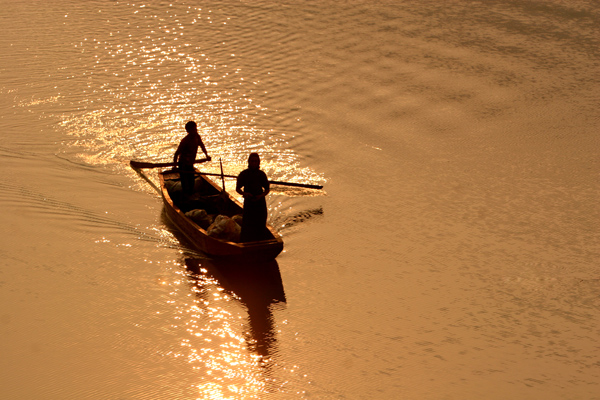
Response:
[184,257,286,362]
[161,209,288,396]
[181,257,287,397]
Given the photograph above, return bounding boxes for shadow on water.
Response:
[160,208,286,364]
[185,257,286,361]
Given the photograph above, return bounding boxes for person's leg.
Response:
[179,164,194,196]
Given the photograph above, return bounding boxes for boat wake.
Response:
[273,206,324,231]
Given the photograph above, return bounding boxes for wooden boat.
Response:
[159,168,284,261]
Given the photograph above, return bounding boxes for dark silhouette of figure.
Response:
[184,257,286,378]
[236,153,270,242]
[174,121,211,196]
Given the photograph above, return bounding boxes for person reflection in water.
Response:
[236,153,270,242]
[173,121,211,196]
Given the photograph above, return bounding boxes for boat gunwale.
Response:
[158,169,283,256]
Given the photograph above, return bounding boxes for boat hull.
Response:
[159,169,284,261]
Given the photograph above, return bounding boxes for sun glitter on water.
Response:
[163,267,271,400]
[53,1,324,189]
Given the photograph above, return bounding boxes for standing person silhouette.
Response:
[236,153,270,242]
[173,121,211,196]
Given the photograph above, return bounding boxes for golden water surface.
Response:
[1,1,598,399]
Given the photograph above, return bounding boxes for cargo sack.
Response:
[184,209,213,230]
[207,215,241,242]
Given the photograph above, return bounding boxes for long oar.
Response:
[130,158,211,169]
[130,158,323,189]
[197,172,323,190]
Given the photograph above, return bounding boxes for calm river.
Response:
[1,1,598,399]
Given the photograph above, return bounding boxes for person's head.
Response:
[248,152,260,169]
[185,121,197,134]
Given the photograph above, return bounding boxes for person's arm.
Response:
[255,172,270,200]
[236,173,247,197]
[198,136,211,161]
[236,172,255,199]
[173,142,182,164]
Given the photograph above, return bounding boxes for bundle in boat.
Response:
[184,209,213,230]
[206,215,241,242]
